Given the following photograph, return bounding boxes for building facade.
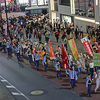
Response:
[49,0,100,32]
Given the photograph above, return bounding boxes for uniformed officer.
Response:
[2,38,6,52]
[16,45,20,61]
[66,68,77,90]
[35,52,39,70]
[28,48,32,63]
[86,72,92,97]
[43,54,48,72]
[56,61,62,79]
[6,41,11,55]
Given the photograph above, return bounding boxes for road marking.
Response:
[12,92,22,96]
[1,80,8,82]
[6,85,15,88]
[0,75,30,100]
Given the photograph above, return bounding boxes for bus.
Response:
[25,6,48,15]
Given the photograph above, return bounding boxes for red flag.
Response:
[49,40,56,60]
[81,37,93,56]
[62,43,69,69]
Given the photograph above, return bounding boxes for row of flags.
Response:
[49,36,100,68]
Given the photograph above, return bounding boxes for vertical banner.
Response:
[5,23,7,36]
[68,39,79,60]
[49,40,56,60]
[81,36,93,56]
[93,53,100,66]
[62,43,69,69]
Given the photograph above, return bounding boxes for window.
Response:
[59,0,70,6]
[75,0,95,18]
[31,0,37,5]
[38,0,44,5]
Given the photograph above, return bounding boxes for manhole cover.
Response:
[31,90,44,95]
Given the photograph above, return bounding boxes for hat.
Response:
[88,72,91,75]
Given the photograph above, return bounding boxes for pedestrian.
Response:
[56,61,62,79]
[75,26,79,39]
[55,30,59,42]
[16,45,20,61]
[86,72,92,97]
[89,59,94,80]
[94,70,100,92]
[35,52,39,70]
[66,68,77,90]
[43,54,48,72]
[6,40,11,55]
[63,38,67,50]
[38,31,41,43]
[77,57,83,77]
[28,48,32,63]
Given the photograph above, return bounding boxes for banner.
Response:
[68,39,79,60]
[93,53,100,66]
[49,40,56,60]
[5,23,7,36]
[62,43,69,69]
[81,36,93,56]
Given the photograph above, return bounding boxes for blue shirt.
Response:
[35,54,39,61]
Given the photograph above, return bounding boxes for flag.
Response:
[5,23,7,36]
[62,43,69,69]
[14,26,18,34]
[49,40,56,60]
[68,39,79,60]
[81,36,93,56]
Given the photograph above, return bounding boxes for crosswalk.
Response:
[0,75,30,100]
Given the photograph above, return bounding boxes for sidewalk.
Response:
[0,81,15,100]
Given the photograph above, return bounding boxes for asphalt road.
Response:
[0,52,86,100]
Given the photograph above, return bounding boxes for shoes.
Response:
[89,95,92,97]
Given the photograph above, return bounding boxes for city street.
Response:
[0,52,85,100]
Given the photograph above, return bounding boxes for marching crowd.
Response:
[0,13,100,97]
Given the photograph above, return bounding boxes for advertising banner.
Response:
[93,53,100,66]
[49,40,56,60]
[68,39,79,60]
[62,43,69,69]
[81,36,93,56]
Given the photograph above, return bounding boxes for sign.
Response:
[93,53,100,66]
[81,36,93,56]
[49,40,56,60]
[68,39,79,60]
[5,23,7,36]
[62,43,69,69]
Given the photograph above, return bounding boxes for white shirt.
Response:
[89,62,94,68]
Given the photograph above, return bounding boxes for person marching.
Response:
[66,68,77,90]
[35,52,39,70]
[16,45,20,61]
[86,72,92,97]
[38,31,41,43]
[2,38,6,52]
[28,48,32,63]
[43,54,48,72]
[94,70,100,92]
[6,40,11,55]
[56,61,62,79]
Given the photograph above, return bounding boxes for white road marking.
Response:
[0,75,30,100]
[12,92,22,96]
[1,80,8,82]
[6,85,15,88]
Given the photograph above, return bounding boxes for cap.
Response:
[87,72,91,75]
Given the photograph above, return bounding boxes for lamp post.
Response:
[4,0,9,36]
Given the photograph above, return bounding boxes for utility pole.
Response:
[4,0,9,35]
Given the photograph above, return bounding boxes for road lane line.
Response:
[0,75,30,100]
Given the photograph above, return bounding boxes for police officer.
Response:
[66,68,77,90]
[35,52,39,70]
[43,54,48,72]
[28,48,32,63]
[6,41,11,55]
[56,61,62,79]
[16,45,20,61]
[86,72,92,97]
